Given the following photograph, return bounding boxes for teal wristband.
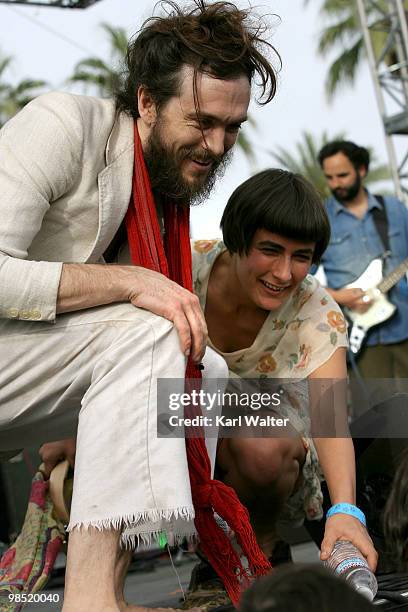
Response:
[326,503,366,527]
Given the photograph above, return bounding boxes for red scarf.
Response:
[126,122,271,605]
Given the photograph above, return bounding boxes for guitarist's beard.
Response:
[331,173,361,203]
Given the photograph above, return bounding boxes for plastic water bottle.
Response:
[324,540,378,601]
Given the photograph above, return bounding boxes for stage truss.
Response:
[356,0,408,199]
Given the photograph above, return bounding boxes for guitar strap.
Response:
[372,194,390,253]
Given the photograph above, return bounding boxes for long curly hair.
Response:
[115,0,280,118]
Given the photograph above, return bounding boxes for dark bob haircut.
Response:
[240,564,375,612]
[115,0,280,119]
[318,140,370,173]
[220,169,330,264]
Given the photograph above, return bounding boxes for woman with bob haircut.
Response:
[186,168,377,608]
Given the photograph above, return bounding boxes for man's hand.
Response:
[39,438,76,478]
[332,288,372,313]
[57,263,208,365]
[320,514,378,571]
[126,267,208,363]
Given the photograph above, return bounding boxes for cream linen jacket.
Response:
[0,91,134,323]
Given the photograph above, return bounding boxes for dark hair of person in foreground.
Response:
[239,564,374,612]
[383,446,408,571]
[220,168,331,264]
[115,0,280,119]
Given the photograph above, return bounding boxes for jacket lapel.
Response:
[87,110,134,262]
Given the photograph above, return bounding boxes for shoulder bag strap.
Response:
[372,194,390,253]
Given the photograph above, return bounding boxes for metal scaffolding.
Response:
[0,0,101,8]
[356,0,408,200]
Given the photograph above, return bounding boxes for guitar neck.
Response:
[378,257,408,293]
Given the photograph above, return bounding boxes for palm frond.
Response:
[68,72,109,87]
[317,15,360,54]
[237,130,256,164]
[270,130,345,197]
[366,164,391,184]
[72,57,111,73]
[0,60,48,127]
[309,0,406,100]
[318,0,359,18]
[12,79,47,96]
[0,55,13,78]
[272,148,304,176]
[100,23,128,57]
[66,24,127,97]
[325,38,364,99]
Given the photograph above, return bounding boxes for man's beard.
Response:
[331,172,361,203]
[143,119,233,206]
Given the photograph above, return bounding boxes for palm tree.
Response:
[68,23,128,97]
[236,116,258,167]
[305,0,408,100]
[0,53,47,128]
[271,131,390,197]
[69,23,256,163]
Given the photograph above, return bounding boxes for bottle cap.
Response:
[355,585,374,601]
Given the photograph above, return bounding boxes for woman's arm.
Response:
[309,348,378,570]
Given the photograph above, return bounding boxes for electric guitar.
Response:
[345,257,408,354]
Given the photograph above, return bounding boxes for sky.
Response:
[0,0,396,238]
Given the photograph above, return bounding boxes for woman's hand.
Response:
[320,514,378,571]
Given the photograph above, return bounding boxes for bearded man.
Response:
[316,140,408,380]
[0,1,278,610]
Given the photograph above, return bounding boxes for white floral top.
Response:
[192,239,349,522]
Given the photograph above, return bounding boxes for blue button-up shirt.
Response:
[319,190,408,346]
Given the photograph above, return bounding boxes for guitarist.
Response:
[316,140,408,380]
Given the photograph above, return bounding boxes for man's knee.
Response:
[87,303,181,361]
[59,302,175,337]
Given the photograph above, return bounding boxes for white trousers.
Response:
[0,303,227,545]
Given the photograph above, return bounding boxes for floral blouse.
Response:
[192,239,349,522]
[192,239,348,378]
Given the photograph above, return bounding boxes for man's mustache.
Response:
[182,148,224,165]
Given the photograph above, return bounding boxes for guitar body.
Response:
[344,259,397,354]
[347,293,397,354]
[346,258,383,292]
[346,291,396,328]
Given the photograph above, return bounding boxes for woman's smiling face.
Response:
[233,229,315,311]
